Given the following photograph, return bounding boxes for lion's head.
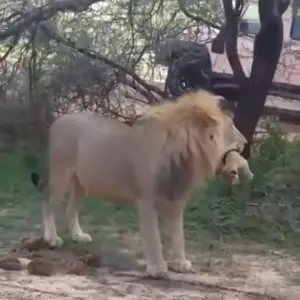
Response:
[139,90,246,200]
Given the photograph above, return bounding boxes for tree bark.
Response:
[223,0,246,87]
[233,0,289,158]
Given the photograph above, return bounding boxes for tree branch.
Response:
[233,0,285,158]
[223,0,246,86]
[278,0,290,15]
[41,26,166,103]
[177,0,222,30]
[0,0,103,41]
[0,35,20,62]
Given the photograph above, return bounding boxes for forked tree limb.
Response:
[233,0,290,158]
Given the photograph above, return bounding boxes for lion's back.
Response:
[50,111,135,155]
[48,113,142,200]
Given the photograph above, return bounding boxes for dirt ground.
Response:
[0,231,298,300]
[1,197,300,300]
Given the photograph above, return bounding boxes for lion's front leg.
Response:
[160,204,194,273]
[137,199,168,278]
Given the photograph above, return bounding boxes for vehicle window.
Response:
[291,2,300,40]
[239,3,260,36]
[291,16,300,40]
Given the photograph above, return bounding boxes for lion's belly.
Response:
[75,140,138,204]
[82,180,136,204]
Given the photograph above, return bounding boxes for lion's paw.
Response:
[44,235,63,248]
[145,263,168,279]
[72,232,92,244]
[168,259,195,273]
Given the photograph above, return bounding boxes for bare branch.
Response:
[41,26,166,103]
[0,0,104,41]
[177,0,222,30]
[0,35,20,62]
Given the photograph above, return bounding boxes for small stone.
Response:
[79,252,101,268]
[0,258,23,270]
[21,236,50,251]
[27,258,55,276]
[66,259,88,275]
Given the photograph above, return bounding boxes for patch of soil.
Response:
[0,235,297,300]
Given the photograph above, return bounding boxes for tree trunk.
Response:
[233,0,288,158]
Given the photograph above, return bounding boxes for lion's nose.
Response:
[230,170,237,176]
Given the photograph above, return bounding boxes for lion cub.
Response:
[218,149,254,185]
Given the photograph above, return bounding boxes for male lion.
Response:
[31,90,246,278]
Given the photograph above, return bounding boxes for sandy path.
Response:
[0,251,299,300]
[0,269,284,300]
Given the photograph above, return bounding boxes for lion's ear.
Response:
[195,110,220,128]
[215,95,225,103]
[214,96,225,108]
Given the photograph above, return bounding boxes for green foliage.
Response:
[188,121,300,248]
[1,121,300,250]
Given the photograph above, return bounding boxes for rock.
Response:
[79,252,101,268]
[27,258,55,276]
[27,252,43,259]
[21,236,50,251]
[0,257,23,270]
[66,259,88,275]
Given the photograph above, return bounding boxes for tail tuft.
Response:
[30,172,40,188]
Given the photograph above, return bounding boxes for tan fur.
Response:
[38,90,247,278]
[219,151,254,185]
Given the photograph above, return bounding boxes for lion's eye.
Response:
[209,134,214,140]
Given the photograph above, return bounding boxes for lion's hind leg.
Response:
[43,172,68,248]
[43,197,64,247]
[66,173,92,244]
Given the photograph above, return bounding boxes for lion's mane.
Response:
[140,90,227,201]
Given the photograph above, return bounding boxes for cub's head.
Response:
[218,149,254,185]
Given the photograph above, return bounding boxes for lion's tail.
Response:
[30,171,47,192]
[30,171,41,188]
